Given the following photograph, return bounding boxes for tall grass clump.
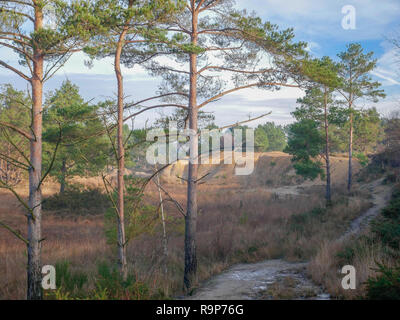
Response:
[46,260,166,300]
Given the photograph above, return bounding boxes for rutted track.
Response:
[186,260,330,300]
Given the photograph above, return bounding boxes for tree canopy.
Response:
[43,80,110,193]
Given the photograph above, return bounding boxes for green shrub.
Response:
[371,220,400,250]
[366,263,400,300]
[336,246,355,265]
[382,200,400,220]
[381,189,400,220]
[54,261,88,296]
[104,176,158,245]
[265,179,273,185]
[368,186,400,249]
[371,187,400,249]
[43,185,110,216]
[93,262,154,300]
[48,261,162,300]
[355,153,369,167]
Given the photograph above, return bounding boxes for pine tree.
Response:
[136,0,307,291]
[43,81,109,193]
[84,0,185,279]
[293,57,342,205]
[337,43,385,192]
[0,0,106,299]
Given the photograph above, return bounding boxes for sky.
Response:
[1,0,400,128]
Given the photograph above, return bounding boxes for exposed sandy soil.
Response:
[186,260,329,300]
[161,152,360,189]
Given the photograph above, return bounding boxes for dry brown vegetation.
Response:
[309,234,398,299]
[0,153,370,299]
[309,183,399,299]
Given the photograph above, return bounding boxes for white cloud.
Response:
[305,41,321,54]
[371,71,400,85]
[372,45,400,86]
[239,0,400,41]
[56,52,151,81]
[201,86,306,126]
[0,47,29,76]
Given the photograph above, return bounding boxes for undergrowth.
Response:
[43,184,110,216]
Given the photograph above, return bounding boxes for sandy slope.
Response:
[162,152,360,189]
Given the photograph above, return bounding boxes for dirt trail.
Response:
[186,260,329,300]
[185,179,392,300]
[339,178,392,242]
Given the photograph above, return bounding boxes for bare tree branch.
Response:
[197,66,273,75]
[37,124,62,190]
[152,177,186,217]
[1,129,32,167]
[0,41,34,60]
[0,8,34,22]
[0,220,28,244]
[0,0,34,8]
[124,92,189,110]
[0,60,31,82]
[219,111,272,130]
[0,179,32,218]
[0,121,33,140]
[0,152,29,170]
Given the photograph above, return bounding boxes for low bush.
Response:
[43,184,110,216]
[371,186,400,249]
[55,261,88,295]
[366,263,400,300]
[335,235,374,266]
[371,220,400,250]
[381,188,400,220]
[47,261,164,300]
[288,208,326,236]
[93,262,156,300]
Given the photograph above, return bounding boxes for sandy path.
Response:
[339,178,392,242]
[186,260,329,300]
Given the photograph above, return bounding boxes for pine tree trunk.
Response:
[324,88,332,206]
[115,33,128,281]
[184,6,199,293]
[59,159,66,194]
[348,109,353,192]
[27,5,43,300]
[156,170,168,275]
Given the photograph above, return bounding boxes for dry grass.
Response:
[124,183,370,297]
[308,235,397,299]
[125,183,326,297]
[0,155,369,300]
[308,184,399,299]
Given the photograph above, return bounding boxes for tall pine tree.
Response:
[337,43,385,192]
[0,0,106,299]
[136,0,307,291]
